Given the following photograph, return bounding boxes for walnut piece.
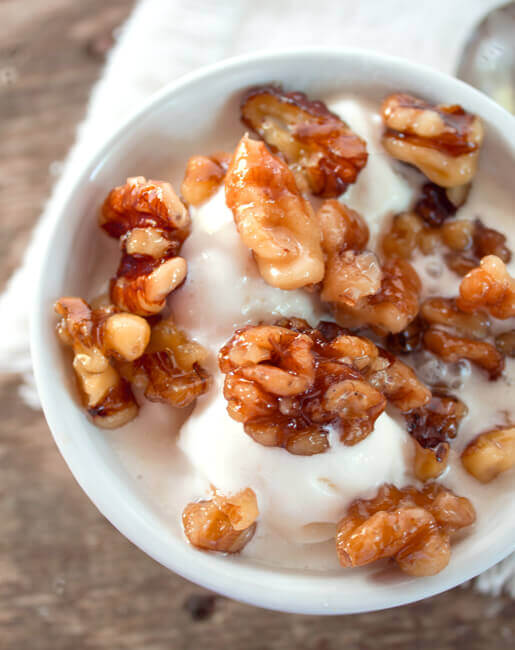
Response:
[181,151,232,206]
[100,177,190,316]
[495,330,515,357]
[225,135,324,289]
[420,297,490,339]
[219,319,430,455]
[336,483,475,576]
[413,441,450,481]
[457,255,515,319]
[55,297,148,428]
[423,327,504,380]
[461,427,515,483]
[182,488,258,553]
[318,200,381,307]
[414,182,466,227]
[241,86,368,197]
[333,257,421,335]
[125,317,211,408]
[382,93,484,187]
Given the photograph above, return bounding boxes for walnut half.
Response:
[55,297,148,428]
[225,135,325,290]
[100,176,190,316]
[382,93,483,187]
[241,86,368,197]
[336,483,475,576]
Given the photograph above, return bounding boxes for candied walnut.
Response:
[457,255,515,319]
[55,297,145,428]
[420,297,490,339]
[495,330,515,357]
[241,86,368,198]
[129,318,211,408]
[414,182,459,227]
[413,441,450,481]
[333,258,421,335]
[336,483,475,576]
[181,151,232,206]
[318,199,369,253]
[219,323,388,452]
[366,350,431,412]
[473,219,511,263]
[461,427,515,483]
[380,212,424,260]
[225,135,324,290]
[382,93,484,187]
[100,176,190,316]
[386,318,425,355]
[182,488,258,553]
[423,327,504,379]
[321,250,382,307]
[405,391,467,458]
[445,252,478,277]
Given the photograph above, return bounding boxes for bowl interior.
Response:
[32,49,515,614]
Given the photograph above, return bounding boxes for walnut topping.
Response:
[413,441,450,482]
[423,327,504,380]
[336,483,475,576]
[495,330,515,357]
[420,297,490,339]
[100,177,190,316]
[126,317,211,408]
[405,391,467,452]
[461,427,515,483]
[219,319,430,454]
[382,93,484,187]
[225,135,324,290]
[414,182,464,227]
[55,297,146,428]
[457,255,515,319]
[241,86,368,198]
[181,151,232,206]
[332,257,421,335]
[182,488,258,553]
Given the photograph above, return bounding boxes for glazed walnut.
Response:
[225,135,324,289]
[457,255,515,319]
[461,427,515,483]
[182,488,258,553]
[405,392,467,481]
[318,200,382,307]
[423,327,504,380]
[124,317,211,408]
[420,297,490,339]
[382,93,484,187]
[414,182,468,227]
[181,151,232,206]
[55,297,149,428]
[219,319,430,454]
[333,258,422,335]
[495,331,515,357]
[100,176,190,316]
[336,483,476,576]
[241,86,368,197]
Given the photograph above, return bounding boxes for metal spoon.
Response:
[456,1,515,112]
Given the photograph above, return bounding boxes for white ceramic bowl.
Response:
[31,48,515,615]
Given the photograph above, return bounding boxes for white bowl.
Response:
[31,48,515,614]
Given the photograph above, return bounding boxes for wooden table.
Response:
[1,2,514,648]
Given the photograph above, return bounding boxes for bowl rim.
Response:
[30,46,515,615]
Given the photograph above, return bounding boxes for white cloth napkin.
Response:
[2,0,513,596]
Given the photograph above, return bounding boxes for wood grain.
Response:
[0,2,514,648]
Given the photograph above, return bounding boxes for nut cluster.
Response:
[336,483,476,576]
[241,86,368,197]
[381,93,484,187]
[100,176,191,315]
[218,318,430,455]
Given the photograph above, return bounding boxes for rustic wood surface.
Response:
[0,2,514,648]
